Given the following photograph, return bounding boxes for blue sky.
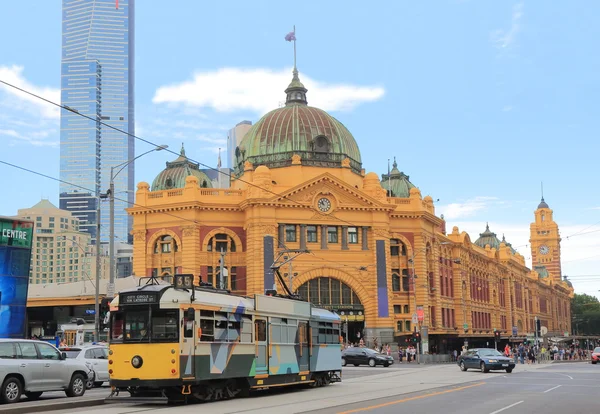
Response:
[1,1,599,297]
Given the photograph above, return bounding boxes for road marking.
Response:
[336,382,485,414]
[488,401,524,414]
[543,385,562,393]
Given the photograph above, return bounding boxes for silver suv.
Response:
[0,339,92,403]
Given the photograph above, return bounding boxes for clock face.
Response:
[539,245,550,255]
[317,197,332,212]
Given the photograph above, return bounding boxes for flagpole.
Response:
[293,25,297,70]
[387,158,391,196]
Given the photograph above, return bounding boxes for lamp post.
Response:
[105,145,168,298]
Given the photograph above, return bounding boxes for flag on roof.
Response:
[285,31,296,42]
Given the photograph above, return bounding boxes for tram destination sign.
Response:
[120,293,158,305]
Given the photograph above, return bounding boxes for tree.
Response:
[572,293,600,335]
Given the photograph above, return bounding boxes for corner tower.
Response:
[529,197,562,281]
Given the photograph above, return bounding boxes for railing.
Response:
[145,188,244,200]
[235,151,362,175]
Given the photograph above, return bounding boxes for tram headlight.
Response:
[131,355,143,369]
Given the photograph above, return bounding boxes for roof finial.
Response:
[486,222,490,231]
[180,142,186,157]
[284,26,307,106]
[217,147,222,169]
[541,181,544,201]
[393,156,398,169]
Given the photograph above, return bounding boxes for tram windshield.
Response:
[111,309,179,343]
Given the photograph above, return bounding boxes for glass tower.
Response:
[59,0,135,245]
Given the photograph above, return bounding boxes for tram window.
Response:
[111,312,124,341]
[152,310,179,341]
[240,315,252,343]
[255,320,266,342]
[228,321,241,342]
[200,317,214,341]
[184,314,194,338]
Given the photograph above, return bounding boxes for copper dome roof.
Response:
[234,69,362,175]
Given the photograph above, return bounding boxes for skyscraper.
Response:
[226,121,252,169]
[59,0,135,245]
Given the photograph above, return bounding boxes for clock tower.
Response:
[529,197,562,281]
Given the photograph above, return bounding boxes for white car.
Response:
[0,339,92,403]
[59,345,109,388]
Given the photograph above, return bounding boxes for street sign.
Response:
[412,313,418,324]
[512,326,518,336]
[85,309,96,315]
[107,282,115,298]
[540,326,548,336]
[463,323,468,329]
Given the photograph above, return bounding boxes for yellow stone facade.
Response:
[128,71,572,352]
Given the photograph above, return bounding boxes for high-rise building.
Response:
[227,121,252,169]
[16,199,109,285]
[59,0,135,245]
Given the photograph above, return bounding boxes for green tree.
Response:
[572,293,600,335]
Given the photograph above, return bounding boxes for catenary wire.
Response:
[0,78,381,234]
[0,159,292,250]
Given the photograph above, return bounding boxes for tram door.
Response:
[254,318,268,375]
[298,321,309,372]
[181,308,196,378]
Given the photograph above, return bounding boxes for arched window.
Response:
[297,277,361,308]
[154,235,178,254]
[206,233,237,252]
[311,135,330,154]
[165,178,173,189]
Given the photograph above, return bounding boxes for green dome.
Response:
[474,223,501,250]
[234,69,362,175]
[381,158,415,197]
[151,144,212,191]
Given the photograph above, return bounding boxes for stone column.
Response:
[321,225,328,250]
[300,224,307,250]
[341,226,349,250]
[361,226,369,250]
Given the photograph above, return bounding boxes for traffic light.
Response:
[535,318,542,337]
[99,297,110,329]
[494,330,501,340]
[414,331,421,343]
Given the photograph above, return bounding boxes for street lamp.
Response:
[104,145,168,298]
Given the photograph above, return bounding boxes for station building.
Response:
[127,68,573,353]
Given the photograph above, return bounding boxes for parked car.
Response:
[342,347,394,367]
[591,347,600,364]
[457,348,515,373]
[59,344,109,388]
[0,338,92,403]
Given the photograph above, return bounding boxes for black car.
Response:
[342,347,394,367]
[457,348,515,373]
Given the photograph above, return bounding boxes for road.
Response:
[11,362,599,414]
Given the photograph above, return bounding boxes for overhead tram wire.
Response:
[0,160,290,252]
[0,78,393,234]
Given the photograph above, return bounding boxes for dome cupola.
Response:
[151,144,213,191]
[234,69,362,176]
[474,223,502,250]
[381,157,416,198]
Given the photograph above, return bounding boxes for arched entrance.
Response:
[297,277,365,344]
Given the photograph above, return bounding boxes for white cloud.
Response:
[0,65,60,119]
[0,128,58,147]
[502,105,513,112]
[152,67,385,114]
[437,196,499,220]
[491,3,524,49]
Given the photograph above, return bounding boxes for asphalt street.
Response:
[319,362,600,414]
[15,362,598,414]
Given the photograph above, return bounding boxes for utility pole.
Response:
[94,196,101,342]
[108,166,115,298]
[219,248,226,289]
